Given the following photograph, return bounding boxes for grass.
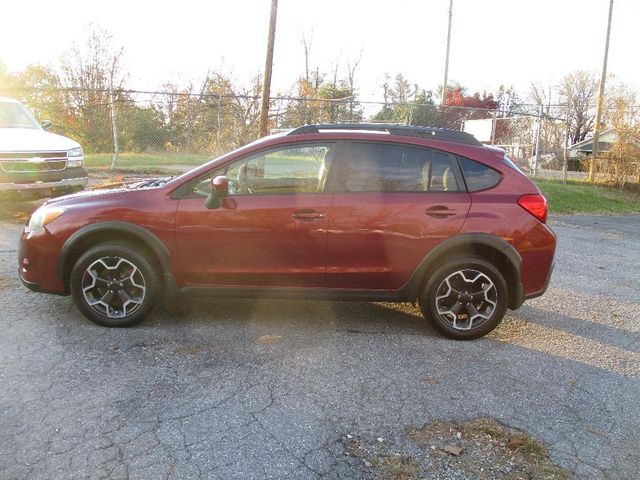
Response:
[85,152,212,173]
[534,178,640,214]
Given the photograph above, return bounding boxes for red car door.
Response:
[175,142,339,288]
[325,142,471,290]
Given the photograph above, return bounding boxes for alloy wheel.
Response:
[434,269,497,331]
[81,256,146,319]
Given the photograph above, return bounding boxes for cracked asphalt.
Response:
[0,214,639,479]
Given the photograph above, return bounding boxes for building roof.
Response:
[569,129,616,154]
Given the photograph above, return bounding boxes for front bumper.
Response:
[19,227,67,295]
[0,176,88,192]
[0,166,89,192]
[19,271,65,295]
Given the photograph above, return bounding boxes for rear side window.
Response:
[339,143,461,193]
[458,157,501,192]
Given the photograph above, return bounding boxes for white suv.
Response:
[0,97,88,196]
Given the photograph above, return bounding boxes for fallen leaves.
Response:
[11,211,30,224]
[89,175,125,190]
[442,444,463,456]
[404,417,568,479]
[256,334,282,344]
[507,437,525,449]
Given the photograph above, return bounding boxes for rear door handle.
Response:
[292,210,326,221]
[425,206,456,218]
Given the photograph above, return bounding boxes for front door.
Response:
[175,142,339,287]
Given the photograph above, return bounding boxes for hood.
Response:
[0,128,81,152]
[44,187,129,207]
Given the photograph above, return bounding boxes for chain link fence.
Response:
[3,87,638,183]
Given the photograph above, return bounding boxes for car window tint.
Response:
[341,143,461,193]
[191,143,335,196]
[458,156,501,192]
[429,151,461,192]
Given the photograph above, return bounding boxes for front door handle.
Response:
[425,206,456,218]
[292,210,326,221]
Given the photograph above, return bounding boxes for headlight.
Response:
[67,147,84,168]
[27,206,67,233]
[67,158,84,168]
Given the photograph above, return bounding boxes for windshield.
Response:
[0,102,41,129]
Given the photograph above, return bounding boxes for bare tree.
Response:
[529,81,553,115]
[346,49,362,119]
[528,82,564,161]
[58,25,126,154]
[301,30,313,84]
[495,85,521,117]
[346,51,362,95]
[330,56,341,89]
[606,91,640,185]
[557,70,599,145]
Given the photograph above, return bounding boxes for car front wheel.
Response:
[70,242,160,327]
[420,257,508,340]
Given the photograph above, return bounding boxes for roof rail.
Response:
[287,123,482,146]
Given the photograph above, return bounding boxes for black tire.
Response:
[420,256,508,340]
[70,242,161,327]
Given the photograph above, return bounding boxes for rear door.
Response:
[325,141,471,290]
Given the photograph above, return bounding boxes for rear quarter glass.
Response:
[458,156,501,192]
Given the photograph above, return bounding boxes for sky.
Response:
[1,0,639,104]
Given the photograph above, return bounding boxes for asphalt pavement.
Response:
[0,214,638,479]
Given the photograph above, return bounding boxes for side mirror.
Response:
[41,120,52,130]
[204,175,229,209]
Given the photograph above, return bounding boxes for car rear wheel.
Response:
[70,243,160,327]
[420,257,508,340]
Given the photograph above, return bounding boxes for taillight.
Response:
[518,194,548,223]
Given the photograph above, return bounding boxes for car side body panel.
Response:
[19,189,180,294]
[325,192,471,289]
[459,157,556,296]
[175,194,332,287]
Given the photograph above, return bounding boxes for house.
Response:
[568,129,617,158]
[569,128,640,171]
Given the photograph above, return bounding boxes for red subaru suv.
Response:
[19,124,555,339]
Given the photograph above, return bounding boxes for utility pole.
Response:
[258,0,278,137]
[589,0,614,182]
[441,0,453,108]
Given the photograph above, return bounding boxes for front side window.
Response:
[191,143,335,196]
[338,142,462,193]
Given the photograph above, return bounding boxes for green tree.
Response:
[371,73,436,125]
